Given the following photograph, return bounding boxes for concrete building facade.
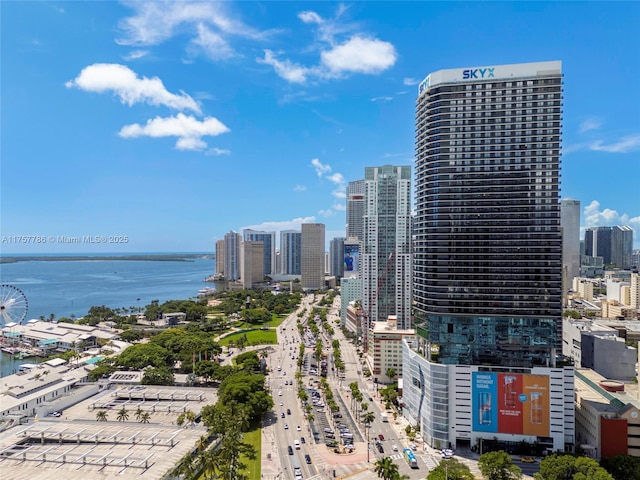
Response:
[367,317,415,384]
[301,223,325,290]
[243,229,276,276]
[561,199,581,295]
[241,240,264,289]
[223,231,242,281]
[329,237,345,279]
[585,226,634,269]
[346,179,365,241]
[362,165,412,334]
[215,239,225,275]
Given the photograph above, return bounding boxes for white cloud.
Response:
[242,216,316,234]
[66,63,201,114]
[403,77,419,86]
[589,134,640,153]
[578,118,602,133]
[331,189,346,199]
[298,11,323,25]
[294,184,307,192]
[371,96,393,102]
[191,23,234,60]
[259,9,396,84]
[583,200,637,227]
[326,172,345,185]
[320,36,396,76]
[206,147,231,156]
[319,209,335,217]
[117,1,266,46]
[311,158,332,176]
[118,113,230,150]
[333,203,346,211]
[122,50,149,61]
[258,50,311,84]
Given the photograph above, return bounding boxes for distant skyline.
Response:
[2,1,639,253]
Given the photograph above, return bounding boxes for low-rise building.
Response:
[574,368,640,459]
[367,317,415,384]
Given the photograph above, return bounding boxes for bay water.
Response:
[0,253,215,376]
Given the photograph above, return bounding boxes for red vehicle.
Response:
[378,434,385,441]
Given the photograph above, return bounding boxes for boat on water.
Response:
[197,287,216,296]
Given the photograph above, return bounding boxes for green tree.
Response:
[116,342,173,370]
[479,451,522,480]
[535,454,614,480]
[135,407,145,422]
[374,456,400,480]
[386,367,397,382]
[600,454,640,480]
[96,410,108,421]
[116,407,129,422]
[141,366,175,385]
[140,412,151,423]
[428,458,474,480]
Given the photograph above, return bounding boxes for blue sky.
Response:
[2,1,639,253]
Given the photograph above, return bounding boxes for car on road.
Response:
[297,425,301,431]
[305,454,312,464]
[280,401,284,406]
[520,457,536,463]
[287,408,291,415]
[278,391,283,396]
[300,437,305,444]
[281,412,285,418]
[333,413,342,418]
[288,446,294,455]
[368,397,374,401]
[378,434,385,441]
[410,443,418,451]
[392,445,398,452]
[377,444,384,453]
[284,423,289,429]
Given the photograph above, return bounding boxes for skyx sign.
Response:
[462,68,495,80]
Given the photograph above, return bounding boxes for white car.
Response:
[278,391,283,396]
[284,423,289,429]
[296,425,301,431]
[392,445,398,452]
[280,401,284,406]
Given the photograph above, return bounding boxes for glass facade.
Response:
[414,64,563,367]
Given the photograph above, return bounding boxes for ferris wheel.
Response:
[0,284,29,327]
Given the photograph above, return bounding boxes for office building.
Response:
[215,239,225,275]
[223,231,242,281]
[561,199,581,293]
[329,237,345,279]
[414,60,563,367]
[243,229,276,276]
[368,317,415,384]
[280,230,301,275]
[585,226,634,269]
[340,278,362,327]
[362,165,412,333]
[346,179,365,241]
[301,223,325,290]
[241,241,264,289]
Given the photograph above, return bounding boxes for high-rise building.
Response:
[241,240,264,289]
[215,239,225,275]
[329,237,345,278]
[301,223,325,290]
[585,226,634,269]
[362,165,412,332]
[346,179,365,241]
[280,230,302,275]
[243,229,276,276]
[406,61,573,454]
[414,60,563,367]
[561,199,581,293]
[223,231,242,281]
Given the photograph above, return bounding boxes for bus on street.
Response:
[403,448,418,468]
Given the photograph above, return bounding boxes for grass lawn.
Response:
[218,329,277,346]
[239,423,261,480]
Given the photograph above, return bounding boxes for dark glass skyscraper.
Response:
[413,61,563,367]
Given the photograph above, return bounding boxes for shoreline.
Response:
[0,253,213,264]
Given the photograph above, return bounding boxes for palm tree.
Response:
[140,412,151,423]
[374,456,399,480]
[116,407,129,422]
[185,410,196,427]
[386,368,397,383]
[135,407,144,422]
[96,410,108,421]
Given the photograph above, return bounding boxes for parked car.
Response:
[521,457,536,463]
[305,454,312,464]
